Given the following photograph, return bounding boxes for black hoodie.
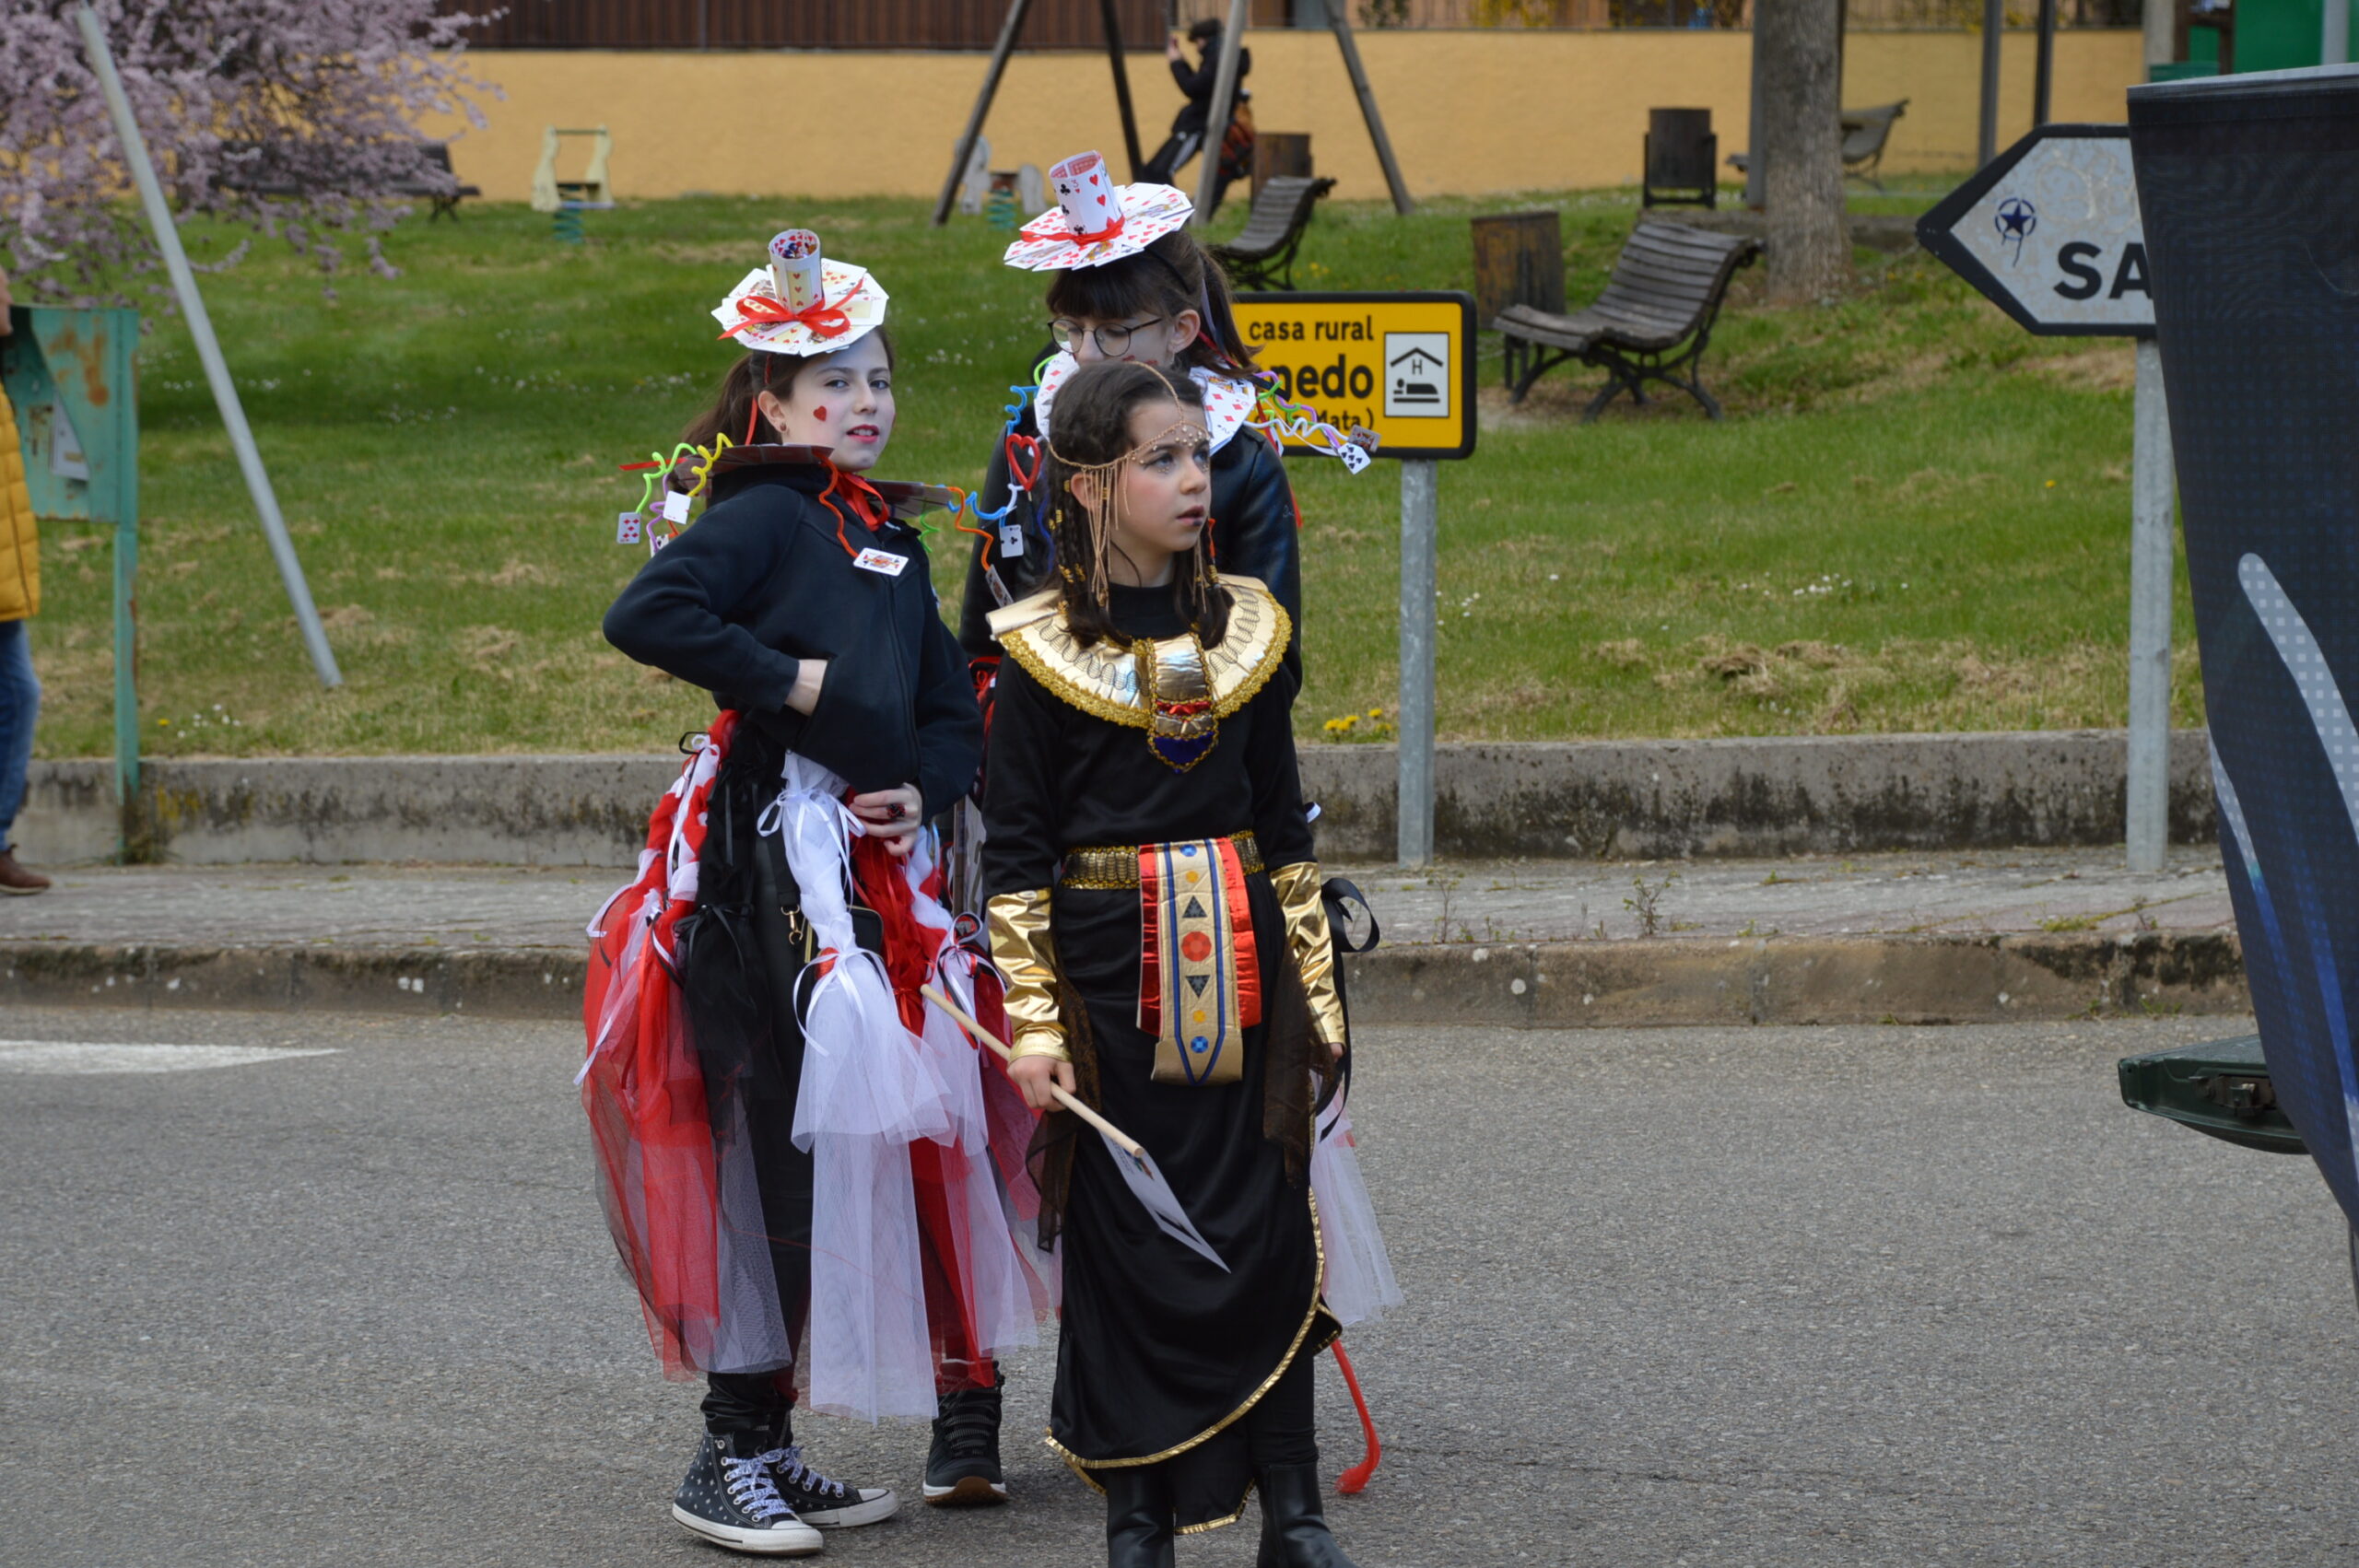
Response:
[604,454,983,818]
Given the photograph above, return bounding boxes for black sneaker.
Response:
[923,1371,1008,1506]
[671,1430,824,1556]
[760,1444,899,1528]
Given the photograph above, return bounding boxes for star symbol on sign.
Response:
[1993,196,2037,259]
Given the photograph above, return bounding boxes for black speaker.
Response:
[2130,65,2359,1220]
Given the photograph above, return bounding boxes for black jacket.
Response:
[1169,46,1250,136]
[956,401,1304,686]
[604,455,983,818]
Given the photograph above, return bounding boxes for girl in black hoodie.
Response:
[601,232,1025,1558]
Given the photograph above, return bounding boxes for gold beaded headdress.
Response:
[1045,366,1212,607]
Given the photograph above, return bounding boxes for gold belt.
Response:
[1061,831,1262,890]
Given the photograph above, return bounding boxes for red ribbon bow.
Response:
[719,292,852,342]
[1067,212,1125,246]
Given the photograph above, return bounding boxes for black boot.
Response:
[1254,1461,1358,1568]
[1104,1465,1176,1568]
[926,1368,1008,1505]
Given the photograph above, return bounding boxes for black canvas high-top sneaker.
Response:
[671,1428,824,1556]
[760,1444,899,1528]
[924,1370,1008,1505]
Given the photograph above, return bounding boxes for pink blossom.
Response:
[1,1,498,305]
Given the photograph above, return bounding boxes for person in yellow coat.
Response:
[0,264,50,895]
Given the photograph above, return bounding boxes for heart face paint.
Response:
[813,407,828,423]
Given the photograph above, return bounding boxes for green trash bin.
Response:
[2117,1035,2306,1156]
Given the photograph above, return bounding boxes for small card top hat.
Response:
[1002,151,1194,273]
[711,228,889,356]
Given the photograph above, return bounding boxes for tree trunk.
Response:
[1755,0,1848,305]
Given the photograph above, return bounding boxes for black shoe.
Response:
[1104,1466,1176,1568]
[760,1443,898,1528]
[924,1370,1008,1505]
[1254,1461,1357,1568]
[671,1429,824,1557]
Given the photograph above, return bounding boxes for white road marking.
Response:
[0,1043,341,1076]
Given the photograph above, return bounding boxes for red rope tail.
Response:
[1328,1340,1381,1494]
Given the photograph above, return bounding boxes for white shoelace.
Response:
[721,1453,796,1521]
[761,1445,851,1502]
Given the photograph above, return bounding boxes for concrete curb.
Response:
[1,930,2248,1028]
[21,731,2217,867]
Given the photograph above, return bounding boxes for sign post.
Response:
[1917,124,2174,872]
[1229,291,1478,866]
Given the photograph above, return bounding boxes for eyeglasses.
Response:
[1049,317,1165,357]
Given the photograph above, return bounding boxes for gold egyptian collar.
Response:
[992,576,1290,731]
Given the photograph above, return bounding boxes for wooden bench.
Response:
[216,140,479,219]
[1211,175,1336,292]
[1837,99,1908,193]
[1491,220,1760,421]
[393,143,482,222]
[1724,99,1910,193]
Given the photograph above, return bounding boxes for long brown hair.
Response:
[681,329,898,449]
[1042,360,1231,651]
[1042,231,1260,378]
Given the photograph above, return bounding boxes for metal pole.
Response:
[2033,0,2058,127]
[1978,0,2004,168]
[96,308,142,847]
[932,0,1035,227]
[1099,0,1144,181]
[1326,3,1415,216]
[75,6,342,690]
[1191,0,1252,226]
[2328,0,2351,65]
[2127,336,2175,873]
[111,393,139,838]
[1746,16,1766,207]
[1397,460,1438,868]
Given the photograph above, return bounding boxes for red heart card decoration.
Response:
[1004,433,1042,494]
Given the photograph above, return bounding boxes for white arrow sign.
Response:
[1917,124,2153,337]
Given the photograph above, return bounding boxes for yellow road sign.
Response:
[1231,291,1478,461]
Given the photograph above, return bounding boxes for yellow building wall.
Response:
[428,30,2143,205]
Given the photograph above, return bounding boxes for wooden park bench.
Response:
[393,143,482,221]
[1491,220,1760,421]
[215,140,479,219]
[1211,175,1337,292]
[1725,99,1911,193]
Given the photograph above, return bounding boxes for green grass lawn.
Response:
[25,185,2200,759]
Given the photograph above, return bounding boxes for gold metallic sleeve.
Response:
[986,888,1071,1063]
[1269,861,1346,1050]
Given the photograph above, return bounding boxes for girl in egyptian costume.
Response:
[584,230,1047,1556]
[980,357,1386,1567]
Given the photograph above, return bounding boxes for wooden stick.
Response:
[921,984,1145,1161]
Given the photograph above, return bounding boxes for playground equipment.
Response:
[531,125,615,241]
[932,0,1413,228]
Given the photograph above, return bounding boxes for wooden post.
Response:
[1099,0,1144,181]
[1252,132,1312,196]
[1469,212,1564,323]
[1326,1,1414,216]
[1191,0,1252,226]
[933,0,1036,228]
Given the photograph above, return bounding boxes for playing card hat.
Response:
[1002,151,1194,273]
[710,228,889,356]
[1032,353,1258,454]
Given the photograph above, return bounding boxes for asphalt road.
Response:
[2,1008,2353,1567]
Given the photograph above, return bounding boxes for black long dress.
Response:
[979,578,1337,1531]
